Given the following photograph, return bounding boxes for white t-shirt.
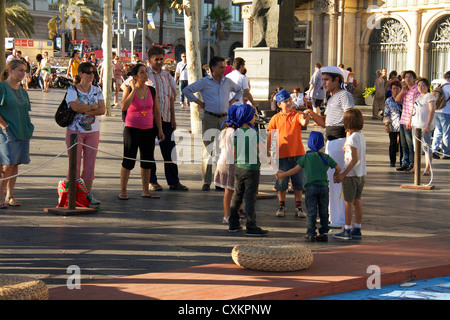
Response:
[291,93,304,108]
[226,70,249,105]
[175,61,188,81]
[217,127,235,165]
[65,85,104,133]
[411,92,436,130]
[344,131,366,177]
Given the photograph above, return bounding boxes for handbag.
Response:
[55,92,76,127]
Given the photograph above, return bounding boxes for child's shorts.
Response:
[275,156,305,191]
[341,176,365,202]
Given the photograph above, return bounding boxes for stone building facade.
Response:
[20,0,244,63]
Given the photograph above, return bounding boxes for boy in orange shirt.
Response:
[267,89,309,217]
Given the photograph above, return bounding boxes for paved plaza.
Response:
[0,88,449,298]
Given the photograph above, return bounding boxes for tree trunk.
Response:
[183,0,202,134]
[159,6,164,44]
[102,0,113,116]
[0,0,6,74]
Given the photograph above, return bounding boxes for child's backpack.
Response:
[432,83,450,110]
[57,179,91,208]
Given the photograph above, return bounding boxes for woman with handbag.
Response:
[0,59,34,208]
[119,63,164,200]
[65,62,105,205]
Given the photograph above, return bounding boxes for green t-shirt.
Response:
[0,82,34,140]
[234,127,260,171]
[297,152,338,187]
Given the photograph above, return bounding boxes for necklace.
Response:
[136,86,147,116]
[79,83,91,93]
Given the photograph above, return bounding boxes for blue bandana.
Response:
[235,104,257,131]
[275,89,291,104]
[306,131,328,166]
[221,104,240,128]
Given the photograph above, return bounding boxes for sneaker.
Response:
[333,228,352,240]
[315,233,328,242]
[432,153,441,160]
[89,195,101,205]
[350,227,362,239]
[245,226,268,237]
[275,205,285,217]
[295,206,306,218]
[228,224,243,233]
[222,216,229,224]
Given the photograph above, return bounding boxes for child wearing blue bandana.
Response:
[228,104,268,237]
[276,131,341,242]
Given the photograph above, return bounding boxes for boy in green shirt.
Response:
[229,104,268,237]
[276,131,341,242]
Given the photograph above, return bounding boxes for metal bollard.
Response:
[414,128,421,186]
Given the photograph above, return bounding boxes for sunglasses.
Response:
[83,70,95,75]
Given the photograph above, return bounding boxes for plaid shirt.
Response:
[399,84,420,125]
[146,66,176,122]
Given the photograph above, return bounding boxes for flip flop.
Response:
[118,194,129,200]
[6,197,20,206]
[0,201,7,209]
[142,193,160,199]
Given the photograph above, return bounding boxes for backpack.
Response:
[432,83,450,110]
[57,179,91,208]
[55,86,80,127]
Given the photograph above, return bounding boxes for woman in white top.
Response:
[408,78,436,176]
[291,87,305,109]
[65,62,105,204]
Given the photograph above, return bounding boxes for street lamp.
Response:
[55,4,69,57]
[113,2,128,60]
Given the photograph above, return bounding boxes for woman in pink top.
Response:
[113,56,123,106]
[119,63,164,200]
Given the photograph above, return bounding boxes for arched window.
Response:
[368,19,408,85]
[429,15,450,81]
[174,44,185,62]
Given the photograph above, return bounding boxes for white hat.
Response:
[320,66,344,78]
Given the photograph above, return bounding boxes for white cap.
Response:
[320,66,344,79]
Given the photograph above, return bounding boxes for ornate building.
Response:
[237,0,450,102]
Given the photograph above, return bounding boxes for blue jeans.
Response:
[399,124,414,167]
[305,184,329,236]
[179,80,188,105]
[432,112,450,157]
[229,167,260,230]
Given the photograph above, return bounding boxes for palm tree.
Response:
[207,6,231,42]
[5,0,34,38]
[47,0,103,41]
[135,0,182,45]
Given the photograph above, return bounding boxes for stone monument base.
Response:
[235,47,311,111]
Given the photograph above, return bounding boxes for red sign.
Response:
[28,40,34,47]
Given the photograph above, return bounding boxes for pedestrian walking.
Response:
[276,131,342,242]
[304,66,355,228]
[226,57,259,107]
[182,56,242,191]
[373,69,386,119]
[307,63,326,115]
[174,53,189,110]
[0,59,34,208]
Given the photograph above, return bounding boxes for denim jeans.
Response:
[229,167,260,230]
[399,124,414,167]
[305,184,329,236]
[432,112,450,157]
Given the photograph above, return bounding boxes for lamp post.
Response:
[113,2,128,61]
[55,4,68,57]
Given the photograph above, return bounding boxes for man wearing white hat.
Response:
[304,66,355,228]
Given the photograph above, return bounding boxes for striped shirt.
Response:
[325,89,355,127]
[399,84,420,125]
[147,66,177,122]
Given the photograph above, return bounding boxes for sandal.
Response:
[118,194,129,200]
[149,183,163,191]
[142,193,160,199]
[169,183,189,191]
[0,201,7,209]
[6,197,20,206]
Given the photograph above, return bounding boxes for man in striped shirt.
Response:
[304,66,354,229]
[146,46,188,191]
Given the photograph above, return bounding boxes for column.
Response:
[408,9,421,72]
[242,4,253,48]
[419,42,430,78]
[328,12,338,66]
[312,12,324,66]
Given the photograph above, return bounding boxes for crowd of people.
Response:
[3,46,449,243]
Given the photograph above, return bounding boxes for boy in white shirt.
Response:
[333,108,366,240]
